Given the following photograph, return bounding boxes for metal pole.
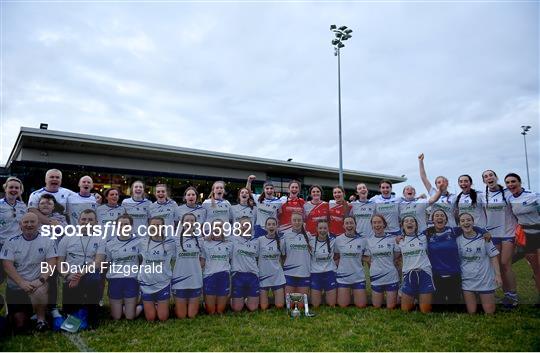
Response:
[337,47,343,187]
[523,132,531,190]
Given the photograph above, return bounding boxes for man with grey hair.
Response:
[28,169,74,221]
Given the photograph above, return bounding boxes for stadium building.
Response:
[1,127,406,202]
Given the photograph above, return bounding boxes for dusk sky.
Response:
[2,1,538,194]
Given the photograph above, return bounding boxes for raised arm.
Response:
[246,175,256,191]
[418,153,433,192]
[428,185,445,205]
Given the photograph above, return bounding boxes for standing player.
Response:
[230,188,257,225]
[457,212,501,314]
[201,220,233,314]
[176,186,207,225]
[0,177,27,265]
[482,170,518,307]
[139,217,175,321]
[351,183,376,238]
[245,176,284,237]
[66,176,97,226]
[309,220,337,308]
[281,212,312,298]
[418,153,457,227]
[399,185,439,234]
[455,175,487,228]
[149,184,178,227]
[334,216,368,308]
[396,216,435,313]
[104,214,140,320]
[304,185,329,235]
[370,180,401,235]
[202,181,232,223]
[257,217,286,310]
[364,214,400,309]
[121,180,151,236]
[96,188,127,235]
[172,213,203,319]
[28,169,73,223]
[230,217,260,312]
[505,173,540,306]
[279,180,305,233]
[1,213,56,332]
[329,186,350,236]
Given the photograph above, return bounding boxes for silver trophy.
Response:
[286,293,315,318]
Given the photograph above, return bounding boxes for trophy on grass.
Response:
[285,293,315,318]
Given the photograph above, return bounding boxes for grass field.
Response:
[1,259,540,352]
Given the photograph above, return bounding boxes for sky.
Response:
[1,1,539,195]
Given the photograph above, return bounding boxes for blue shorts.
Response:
[141,285,170,302]
[401,270,435,296]
[173,288,202,299]
[231,272,260,298]
[203,271,230,296]
[310,271,337,291]
[108,278,139,300]
[371,282,399,293]
[260,284,285,292]
[285,275,310,288]
[337,281,366,290]
[491,237,515,246]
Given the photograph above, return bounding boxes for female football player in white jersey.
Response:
[246,176,284,237]
[96,188,127,232]
[455,175,487,228]
[0,177,27,251]
[203,181,232,223]
[172,213,203,319]
[396,216,434,313]
[105,214,141,320]
[149,184,178,227]
[304,185,329,235]
[351,183,376,238]
[309,220,337,307]
[370,181,401,235]
[482,170,518,307]
[201,219,233,314]
[418,153,457,227]
[230,188,256,225]
[230,217,260,312]
[399,185,432,234]
[176,186,207,225]
[329,186,350,236]
[281,212,312,298]
[122,181,151,236]
[505,173,540,305]
[335,216,368,308]
[139,217,175,321]
[456,212,501,314]
[364,214,400,309]
[258,217,286,310]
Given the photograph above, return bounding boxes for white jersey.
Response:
[28,187,73,212]
[202,199,232,223]
[370,195,401,233]
[138,238,175,294]
[231,235,259,275]
[201,239,233,277]
[0,233,57,289]
[457,233,499,292]
[0,199,27,244]
[428,187,457,227]
[96,204,127,227]
[175,204,207,225]
[149,200,178,226]
[396,234,431,276]
[351,200,376,237]
[399,198,429,233]
[230,204,257,225]
[257,235,286,288]
[57,234,105,272]
[253,195,284,227]
[334,234,367,284]
[508,190,540,237]
[485,188,518,238]
[105,235,141,279]
[66,193,97,225]
[280,229,311,278]
[455,191,487,228]
[309,236,336,273]
[172,236,203,290]
[121,198,151,235]
[365,234,399,286]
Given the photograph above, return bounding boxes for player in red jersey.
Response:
[304,185,329,235]
[279,180,305,232]
[329,186,350,235]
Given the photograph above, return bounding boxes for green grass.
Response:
[1,259,540,352]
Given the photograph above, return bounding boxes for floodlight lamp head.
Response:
[338,42,345,48]
[330,24,337,30]
[332,39,340,45]
[339,25,348,30]
[345,29,353,34]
